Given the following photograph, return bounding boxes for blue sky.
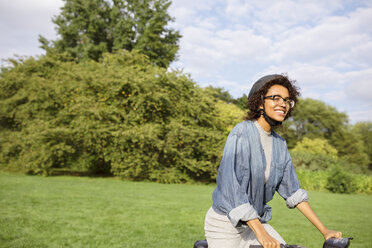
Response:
[1,0,371,123]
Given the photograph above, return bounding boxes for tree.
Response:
[288,98,348,142]
[353,122,372,169]
[282,98,347,150]
[289,137,338,171]
[204,86,235,104]
[292,137,338,158]
[39,0,181,67]
[207,88,249,111]
[283,98,369,172]
[233,93,248,110]
[213,100,245,134]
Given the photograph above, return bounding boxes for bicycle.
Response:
[193,237,353,248]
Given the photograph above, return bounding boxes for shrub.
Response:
[296,169,372,194]
[326,166,356,194]
[292,137,338,158]
[296,170,328,191]
[290,150,338,171]
[290,137,339,171]
[353,174,372,194]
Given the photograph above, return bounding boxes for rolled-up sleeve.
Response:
[277,151,308,209]
[286,188,308,208]
[213,128,259,227]
[229,203,259,226]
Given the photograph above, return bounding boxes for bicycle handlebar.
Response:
[249,245,305,248]
[249,237,353,248]
[194,237,353,248]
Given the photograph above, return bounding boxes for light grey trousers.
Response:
[204,207,286,248]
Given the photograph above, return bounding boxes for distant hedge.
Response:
[297,169,372,194]
[0,51,244,183]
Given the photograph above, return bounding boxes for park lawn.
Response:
[0,171,371,248]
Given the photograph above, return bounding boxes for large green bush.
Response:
[289,137,369,174]
[326,166,356,194]
[290,137,338,171]
[296,170,329,191]
[290,151,338,171]
[297,169,372,194]
[0,51,245,183]
[292,137,338,158]
[353,174,372,194]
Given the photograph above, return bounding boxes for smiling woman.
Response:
[203,74,343,248]
[245,74,300,127]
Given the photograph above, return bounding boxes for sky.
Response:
[0,0,371,123]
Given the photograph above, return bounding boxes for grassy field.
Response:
[0,172,371,248]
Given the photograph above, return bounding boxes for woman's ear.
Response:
[259,95,265,110]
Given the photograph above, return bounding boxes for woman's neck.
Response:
[256,116,272,133]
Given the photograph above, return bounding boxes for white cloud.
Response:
[254,0,342,25]
[0,0,63,60]
[214,29,272,61]
[224,0,254,19]
[221,0,344,38]
[348,42,372,67]
[0,0,63,33]
[260,64,343,86]
[177,25,272,79]
[348,108,372,123]
[169,0,217,29]
[345,69,372,102]
[271,7,372,65]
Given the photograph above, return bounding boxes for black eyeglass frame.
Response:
[263,95,295,108]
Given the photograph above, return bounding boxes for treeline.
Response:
[0,50,371,193]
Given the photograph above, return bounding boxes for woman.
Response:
[204,74,342,248]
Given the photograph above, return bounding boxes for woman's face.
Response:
[262,84,290,122]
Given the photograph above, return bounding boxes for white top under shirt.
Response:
[254,120,273,183]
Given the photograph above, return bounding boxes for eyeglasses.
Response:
[264,95,295,108]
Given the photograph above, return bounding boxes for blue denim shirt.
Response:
[212,120,308,227]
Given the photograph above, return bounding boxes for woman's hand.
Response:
[256,230,281,248]
[323,229,342,240]
[247,218,281,248]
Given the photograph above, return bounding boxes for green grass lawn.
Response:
[0,172,371,248]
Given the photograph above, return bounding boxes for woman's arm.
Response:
[296,201,342,240]
[247,218,281,248]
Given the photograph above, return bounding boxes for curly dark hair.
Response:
[245,74,301,121]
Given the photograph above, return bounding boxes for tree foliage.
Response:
[296,169,372,194]
[205,86,248,111]
[280,98,370,172]
[0,51,245,183]
[204,86,235,104]
[292,137,338,158]
[352,122,372,169]
[39,0,181,67]
[287,98,348,142]
[326,165,356,194]
[290,137,338,171]
[233,93,249,110]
